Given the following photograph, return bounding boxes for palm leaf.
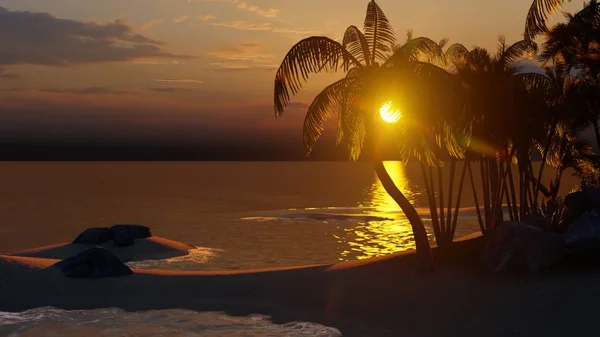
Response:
[386,37,447,67]
[343,26,371,67]
[525,0,571,41]
[303,78,352,155]
[445,43,470,69]
[499,40,538,69]
[274,36,360,117]
[540,23,578,66]
[364,0,396,64]
[568,0,600,30]
[336,76,366,160]
[515,72,560,101]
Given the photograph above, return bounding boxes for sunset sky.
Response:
[0,0,587,159]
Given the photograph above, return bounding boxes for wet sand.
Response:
[1,234,599,337]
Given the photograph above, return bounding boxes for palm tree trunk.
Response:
[534,122,556,205]
[592,119,600,152]
[450,160,468,240]
[366,112,432,272]
[507,163,519,221]
[420,161,441,244]
[467,161,486,234]
[438,166,446,236]
[489,158,502,227]
[480,160,491,231]
[445,159,457,244]
[374,161,434,273]
[428,166,440,237]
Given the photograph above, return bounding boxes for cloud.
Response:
[207,43,274,62]
[212,20,272,31]
[154,78,204,84]
[150,87,189,93]
[211,20,320,35]
[199,14,216,21]
[37,86,138,95]
[209,62,277,72]
[287,102,310,109]
[138,18,166,31]
[233,1,278,18]
[131,59,183,65]
[201,0,278,18]
[0,68,18,79]
[173,16,189,23]
[0,8,187,66]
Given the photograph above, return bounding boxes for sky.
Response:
[0,0,588,159]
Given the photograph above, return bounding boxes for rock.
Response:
[482,222,565,274]
[584,188,600,207]
[72,228,114,245]
[110,225,152,239]
[53,248,133,278]
[564,189,600,225]
[564,211,600,261]
[113,231,135,247]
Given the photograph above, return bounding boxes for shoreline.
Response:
[4,233,600,336]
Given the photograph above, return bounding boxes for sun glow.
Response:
[379,101,402,124]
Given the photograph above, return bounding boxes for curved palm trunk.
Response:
[366,111,433,273]
[373,161,434,273]
[592,119,600,152]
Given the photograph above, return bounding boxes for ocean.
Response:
[0,161,577,336]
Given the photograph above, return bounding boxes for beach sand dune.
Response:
[1,234,600,337]
[5,236,193,262]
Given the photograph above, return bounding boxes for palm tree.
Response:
[273,0,465,272]
[540,0,600,78]
[539,1,600,149]
[525,0,573,41]
[444,37,545,231]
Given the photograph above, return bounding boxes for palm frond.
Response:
[274,36,360,118]
[499,40,538,69]
[405,29,414,42]
[304,78,355,156]
[514,72,560,100]
[397,132,444,167]
[445,43,470,69]
[386,37,447,67]
[525,0,571,41]
[568,0,600,30]
[364,0,396,64]
[343,26,371,67]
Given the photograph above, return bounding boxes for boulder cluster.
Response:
[54,224,152,279]
[483,188,600,274]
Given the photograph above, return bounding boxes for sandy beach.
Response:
[2,234,600,337]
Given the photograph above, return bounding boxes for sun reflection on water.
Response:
[336,161,430,261]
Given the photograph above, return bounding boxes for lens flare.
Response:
[379,101,402,124]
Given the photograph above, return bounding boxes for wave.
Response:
[0,307,342,337]
[242,213,394,223]
[126,246,222,270]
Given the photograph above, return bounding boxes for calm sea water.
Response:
[0,161,576,268]
[0,161,576,336]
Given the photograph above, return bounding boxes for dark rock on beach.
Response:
[72,228,114,245]
[564,189,600,224]
[110,224,152,239]
[565,211,600,261]
[53,248,133,279]
[482,222,565,274]
[113,230,135,247]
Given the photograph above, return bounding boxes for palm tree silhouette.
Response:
[444,37,544,228]
[539,1,600,149]
[272,0,465,272]
[525,0,573,41]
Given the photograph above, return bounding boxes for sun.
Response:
[379,101,402,124]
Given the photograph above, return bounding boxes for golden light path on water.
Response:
[335,161,427,261]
